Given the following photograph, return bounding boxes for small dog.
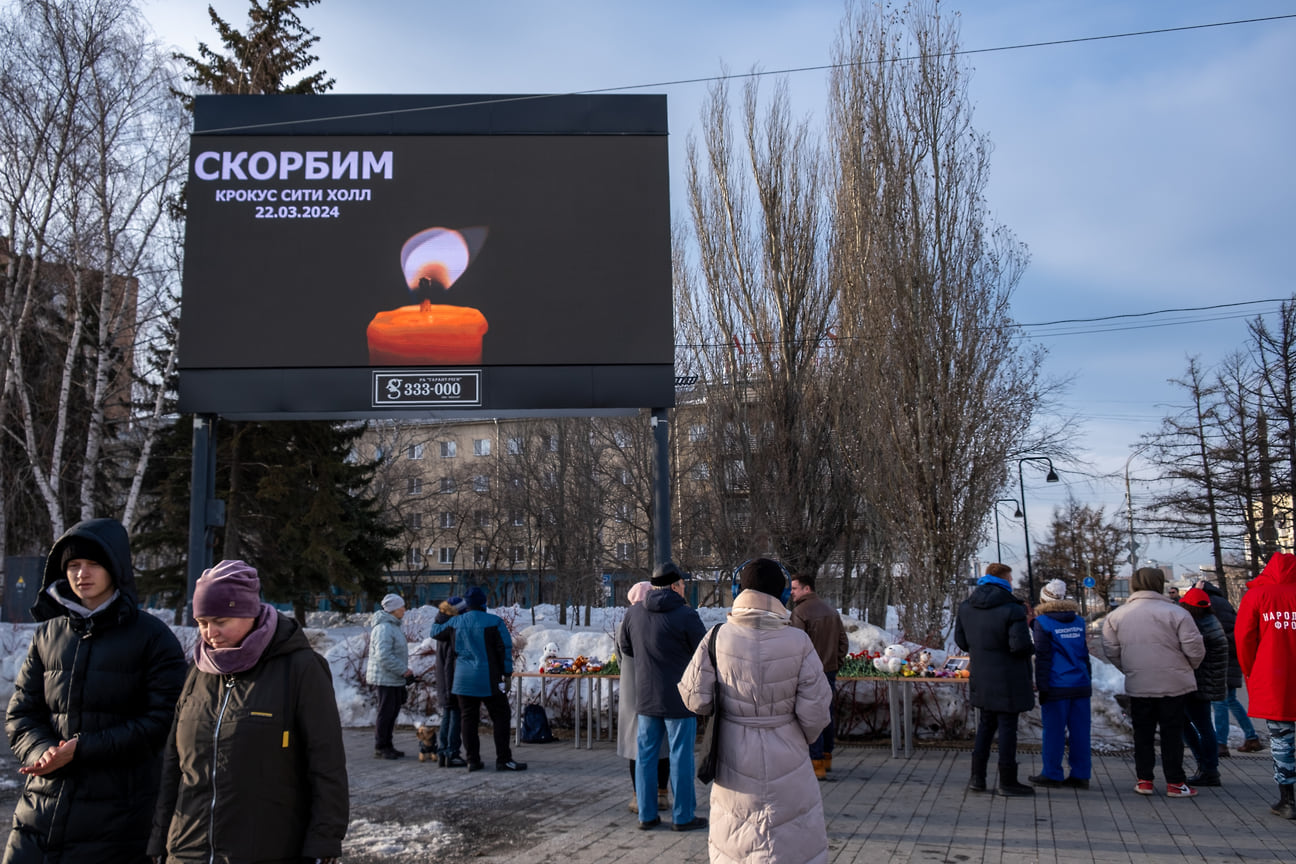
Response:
[415,722,438,762]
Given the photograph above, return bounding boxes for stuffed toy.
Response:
[873,643,909,674]
[911,649,933,676]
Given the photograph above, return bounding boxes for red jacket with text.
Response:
[1236,552,1296,721]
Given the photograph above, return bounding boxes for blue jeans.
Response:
[636,715,697,825]
[1213,688,1258,744]
[1039,697,1091,781]
[438,705,462,758]
[809,673,837,759]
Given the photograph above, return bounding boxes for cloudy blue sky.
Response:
[144,0,1296,577]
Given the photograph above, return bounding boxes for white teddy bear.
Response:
[539,641,560,669]
[873,643,909,674]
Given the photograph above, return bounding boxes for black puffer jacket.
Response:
[1187,609,1229,702]
[954,582,1035,713]
[1201,582,1243,688]
[4,518,187,864]
[149,614,349,863]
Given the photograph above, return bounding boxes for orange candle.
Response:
[367,300,489,365]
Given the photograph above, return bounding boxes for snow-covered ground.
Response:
[0,601,1190,751]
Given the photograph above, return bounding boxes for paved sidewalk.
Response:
[342,727,1293,863]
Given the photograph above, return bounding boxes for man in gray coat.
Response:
[1102,567,1205,798]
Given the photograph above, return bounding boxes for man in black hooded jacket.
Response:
[4,518,187,863]
[954,562,1036,797]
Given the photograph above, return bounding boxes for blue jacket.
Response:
[1031,600,1092,702]
[366,610,409,687]
[431,609,512,698]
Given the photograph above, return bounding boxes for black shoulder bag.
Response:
[696,623,723,784]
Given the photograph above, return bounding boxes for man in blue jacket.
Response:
[431,587,526,771]
[1028,579,1092,789]
[619,562,706,831]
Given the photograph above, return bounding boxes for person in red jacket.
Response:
[1236,552,1296,820]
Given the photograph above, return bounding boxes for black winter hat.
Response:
[650,562,686,587]
[59,537,115,582]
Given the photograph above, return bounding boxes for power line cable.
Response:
[192,14,1296,135]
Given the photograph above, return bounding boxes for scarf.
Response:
[195,603,278,675]
[977,574,1012,592]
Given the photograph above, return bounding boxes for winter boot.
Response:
[996,763,1036,797]
[812,758,827,781]
[968,753,988,793]
[1272,784,1296,819]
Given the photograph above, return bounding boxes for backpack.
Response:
[520,703,556,743]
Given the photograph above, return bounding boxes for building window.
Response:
[507,473,522,489]
[613,429,632,448]
[438,547,455,565]
[374,444,386,460]
[542,470,557,488]
[473,475,490,493]
[407,512,423,530]
[692,462,710,481]
[406,478,423,495]
[407,444,424,460]
[406,547,422,568]
[614,503,631,523]
[696,539,712,557]
[619,468,632,485]
[509,510,525,527]
[689,424,707,443]
[439,512,455,529]
[541,434,557,452]
[474,438,491,456]
[440,440,457,458]
[507,437,523,455]
[440,477,456,494]
[475,510,491,528]
[616,542,634,560]
[474,545,489,565]
[510,546,526,564]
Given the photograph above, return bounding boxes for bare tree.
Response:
[0,0,186,562]
[827,0,1057,640]
[1142,357,1231,580]
[1033,496,1126,612]
[675,74,852,582]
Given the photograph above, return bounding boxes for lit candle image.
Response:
[367,300,489,365]
[367,226,489,365]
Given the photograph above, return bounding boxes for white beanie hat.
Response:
[381,593,406,613]
[1040,579,1067,603]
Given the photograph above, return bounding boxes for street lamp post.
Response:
[1018,456,1060,603]
[993,498,1022,562]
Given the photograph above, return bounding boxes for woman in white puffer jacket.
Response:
[679,558,832,864]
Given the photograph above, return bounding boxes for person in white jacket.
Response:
[367,593,411,759]
[679,558,832,864]
[1102,567,1205,798]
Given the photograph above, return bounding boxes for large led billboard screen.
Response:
[178,94,673,418]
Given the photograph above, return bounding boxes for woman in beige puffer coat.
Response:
[679,559,833,864]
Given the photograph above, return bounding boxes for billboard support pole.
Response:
[651,408,671,568]
[186,414,220,624]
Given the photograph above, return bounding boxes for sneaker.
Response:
[1062,777,1090,789]
[672,816,708,832]
[1238,738,1266,753]
[1187,772,1221,787]
[467,760,484,772]
[496,759,528,771]
[1028,774,1062,788]
[1134,780,1155,795]
[1166,782,1197,798]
